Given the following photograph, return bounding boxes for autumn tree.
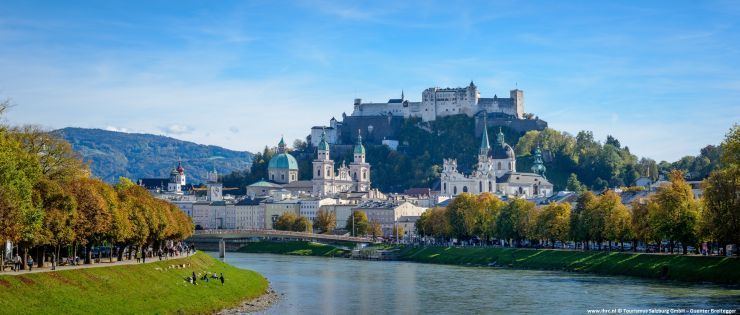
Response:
[601,190,631,250]
[535,202,571,248]
[368,220,383,240]
[66,177,114,264]
[293,216,312,233]
[630,200,654,251]
[33,179,77,264]
[315,209,336,234]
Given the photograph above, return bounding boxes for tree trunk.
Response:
[21,247,27,270]
[38,247,45,268]
[117,245,125,261]
[85,244,93,264]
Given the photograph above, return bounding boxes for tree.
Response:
[9,125,89,182]
[570,192,596,249]
[346,210,368,236]
[580,191,607,249]
[535,202,571,248]
[0,131,43,268]
[292,216,312,233]
[66,177,114,264]
[368,220,383,240]
[603,192,631,250]
[496,198,536,247]
[478,193,505,242]
[630,200,654,251]
[392,224,405,241]
[566,173,586,194]
[701,125,740,252]
[33,179,77,264]
[274,212,298,231]
[446,193,485,240]
[315,209,336,234]
[649,170,701,254]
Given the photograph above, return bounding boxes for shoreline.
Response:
[217,286,281,314]
[233,241,740,285]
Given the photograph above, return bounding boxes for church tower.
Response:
[531,146,547,178]
[312,129,335,196]
[349,130,371,192]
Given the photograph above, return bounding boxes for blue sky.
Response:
[1,0,738,161]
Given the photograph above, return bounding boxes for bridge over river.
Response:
[187,229,373,252]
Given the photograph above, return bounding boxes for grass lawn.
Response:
[0,251,268,314]
[238,241,350,257]
[399,247,740,284]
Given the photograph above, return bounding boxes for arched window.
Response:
[488,181,492,192]
[443,183,447,192]
[362,170,366,180]
[497,162,502,170]
[353,172,357,180]
[281,174,285,180]
[463,186,468,193]
[326,166,331,175]
[271,174,274,180]
[479,182,482,192]
[453,186,457,195]
[317,169,321,177]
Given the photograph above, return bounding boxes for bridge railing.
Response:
[193,229,371,242]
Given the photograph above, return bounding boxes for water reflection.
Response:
[219,253,740,315]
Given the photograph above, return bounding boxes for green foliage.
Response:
[649,171,701,253]
[0,252,268,314]
[346,210,369,236]
[534,202,571,245]
[701,125,740,246]
[496,198,536,245]
[55,127,253,184]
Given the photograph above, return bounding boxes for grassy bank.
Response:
[399,246,740,284]
[237,241,351,257]
[0,252,268,314]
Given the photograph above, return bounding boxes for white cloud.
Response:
[159,124,195,135]
[105,126,131,133]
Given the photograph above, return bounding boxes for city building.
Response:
[312,130,371,196]
[268,137,299,184]
[440,122,553,199]
[353,200,426,237]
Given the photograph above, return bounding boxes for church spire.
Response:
[354,129,366,156]
[497,127,505,145]
[401,90,404,100]
[531,145,546,178]
[278,136,286,153]
[480,116,490,156]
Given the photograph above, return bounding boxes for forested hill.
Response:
[226,115,723,193]
[55,128,253,184]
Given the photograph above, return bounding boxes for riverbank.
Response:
[237,241,351,257]
[399,246,740,284]
[235,241,740,284]
[0,251,270,314]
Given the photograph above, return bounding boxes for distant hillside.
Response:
[55,128,252,184]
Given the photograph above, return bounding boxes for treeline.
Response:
[0,102,194,268]
[416,125,739,255]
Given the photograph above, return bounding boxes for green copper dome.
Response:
[531,146,546,177]
[268,153,298,170]
[318,129,330,151]
[269,136,298,170]
[354,131,365,155]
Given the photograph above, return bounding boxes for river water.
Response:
[219,252,740,315]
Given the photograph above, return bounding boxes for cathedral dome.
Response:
[268,153,298,170]
[491,128,515,159]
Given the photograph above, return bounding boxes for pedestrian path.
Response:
[0,253,195,275]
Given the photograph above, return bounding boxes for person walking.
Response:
[13,254,21,272]
[219,273,224,286]
[27,256,34,272]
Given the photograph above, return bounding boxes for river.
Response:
[218,252,740,314]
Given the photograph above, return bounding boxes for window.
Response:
[479,182,482,192]
[271,174,274,180]
[453,186,457,194]
[463,186,468,193]
[497,162,502,170]
[489,181,492,192]
[318,170,321,176]
[443,183,447,192]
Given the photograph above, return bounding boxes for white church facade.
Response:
[440,123,553,199]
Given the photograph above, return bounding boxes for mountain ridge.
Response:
[54,127,253,184]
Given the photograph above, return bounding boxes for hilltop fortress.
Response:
[352,81,523,121]
[311,82,546,147]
